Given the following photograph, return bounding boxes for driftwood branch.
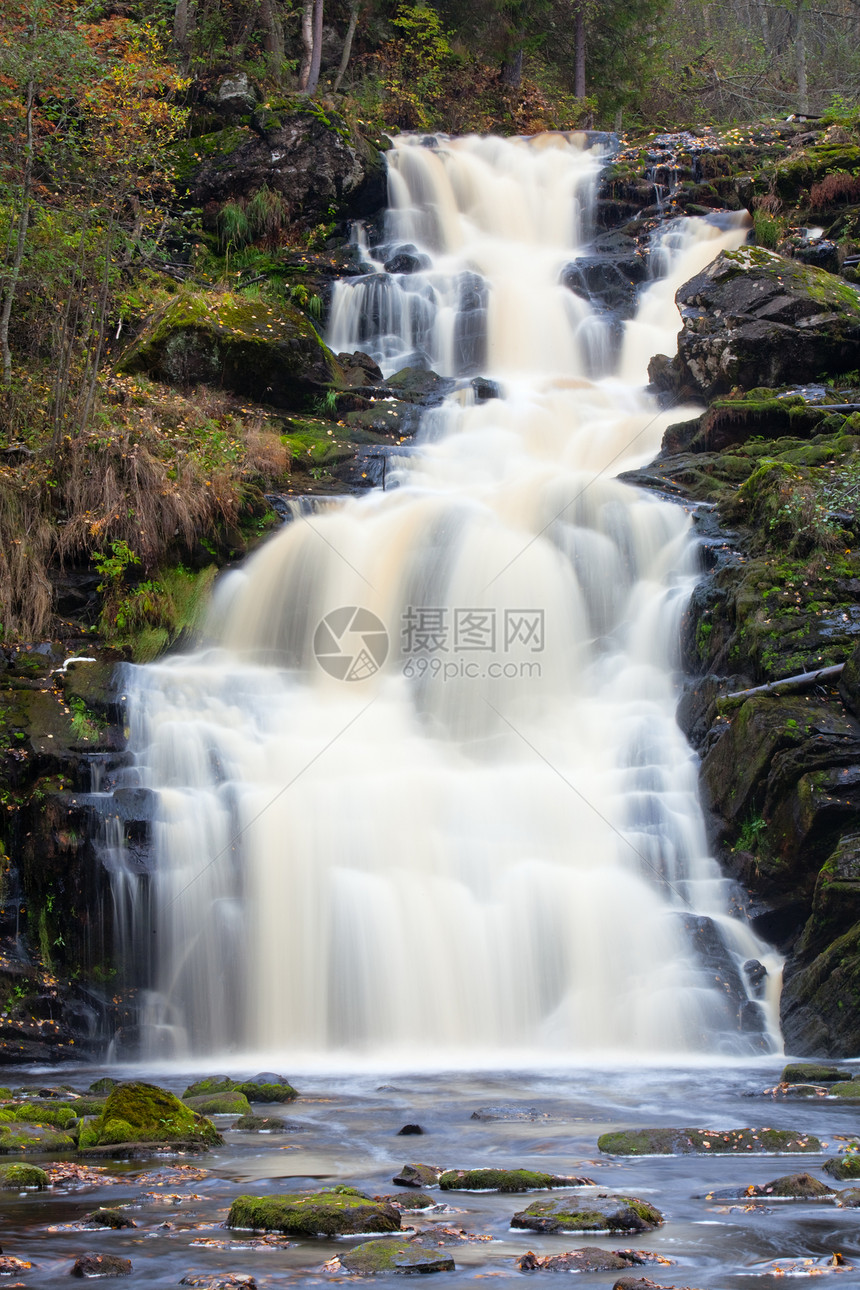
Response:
[724,663,845,702]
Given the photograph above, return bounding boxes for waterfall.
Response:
[119,132,781,1063]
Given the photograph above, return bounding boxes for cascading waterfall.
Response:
[118,132,782,1063]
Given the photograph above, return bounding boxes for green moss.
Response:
[184,1091,251,1115]
[438,1168,577,1192]
[0,1162,48,1188]
[7,1102,79,1129]
[183,1075,297,1103]
[511,1193,663,1233]
[0,1122,76,1152]
[781,1062,851,1083]
[598,1127,821,1154]
[829,1081,860,1098]
[824,1153,860,1180]
[227,1188,401,1236]
[80,1081,222,1149]
[340,1238,455,1274]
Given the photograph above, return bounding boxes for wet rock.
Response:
[653,247,860,400]
[386,1191,435,1210]
[184,1091,251,1116]
[232,1114,298,1132]
[393,1163,443,1187]
[397,1124,424,1135]
[88,1077,119,1096]
[829,1080,860,1097]
[470,1106,547,1121]
[838,1188,860,1206]
[439,1169,592,1192]
[70,1253,133,1277]
[0,1162,47,1188]
[226,1187,401,1236]
[238,1074,298,1103]
[384,246,431,275]
[120,290,341,407]
[180,1276,257,1290]
[781,1062,852,1083]
[517,1249,660,1272]
[0,1256,33,1273]
[612,1281,701,1290]
[511,1194,663,1234]
[339,1238,454,1274]
[598,1127,821,1154]
[704,1172,834,1200]
[823,1153,860,1181]
[77,1082,222,1152]
[84,1208,136,1229]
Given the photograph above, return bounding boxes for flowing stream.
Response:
[117,132,782,1063]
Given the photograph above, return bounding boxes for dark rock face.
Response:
[186,109,387,225]
[652,247,860,399]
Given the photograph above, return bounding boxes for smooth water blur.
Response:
[117,133,779,1061]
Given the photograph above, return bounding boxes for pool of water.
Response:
[4,1061,859,1288]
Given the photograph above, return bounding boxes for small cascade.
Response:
[117,132,780,1063]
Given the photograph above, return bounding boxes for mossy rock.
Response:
[0,1121,76,1152]
[782,1063,852,1083]
[516,1249,655,1272]
[390,1192,435,1210]
[339,1238,454,1274]
[829,1081,860,1098]
[438,1168,590,1192]
[120,289,343,409]
[85,1207,137,1229]
[511,1193,663,1233]
[227,1187,401,1236]
[232,1114,296,1132]
[183,1074,297,1104]
[597,1127,821,1155]
[839,1187,860,1206]
[824,1153,860,1180]
[184,1091,251,1116]
[1,1101,79,1129]
[77,1081,222,1151]
[89,1077,120,1095]
[0,1162,48,1188]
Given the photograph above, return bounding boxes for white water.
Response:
[119,133,781,1062]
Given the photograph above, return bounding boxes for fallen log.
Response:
[724,663,844,702]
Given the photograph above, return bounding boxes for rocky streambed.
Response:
[3,1064,860,1289]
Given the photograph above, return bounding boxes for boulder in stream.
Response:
[439,1168,593,1192]
[518,1249,665,1272]
[71,1253,133,1277]
[781,1062,852,1083]
[511,1194,663,1234]
[393,1163,443,1187]
[824,1153,860,1181]
[184,1091,251,1116]
[598,1127,821,1155]
[339,1238,455,1274]
[703,1172,834,1200]
[227,1187,401,1236]
[0,1162,47,1188]
[77,1082,222,1153]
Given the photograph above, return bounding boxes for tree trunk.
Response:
[260,0,284,71]
[306,0,324,93]
[795,0,809,115]
[333,0,359,93]
[500,46,523,86]
[173,0,193,64]
[299,0,314,89]
[574,1,586,97]
[0,78,34,387]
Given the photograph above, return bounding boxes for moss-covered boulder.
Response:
[85,1208,137,1228]
[184,1091,251,1116]
[89,1077,119,1095]
[77,1081,222,1152]
[0,1161,48,1188]
[654,247,860,400]
[705,1172,834,1200]
[232,1114,293,1132]
[71,1254,132,1277]
[438,1168,592,1192]
[339,1238,454,1274]
[824,1153,860,1181]
[227,1187,401,1236]
[782,1062,852,1083]
[511,1193,663,1234]
[1,1101,79,1130]
[120,289,342,408]
[183,1074,297,1104]
[597,1127,821,1155]
[0,1121,76,1152]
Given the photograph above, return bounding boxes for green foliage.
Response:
[736,813,767,852]
[379,3,457,129]
[99,564,218,661]
[753,210,785,250]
